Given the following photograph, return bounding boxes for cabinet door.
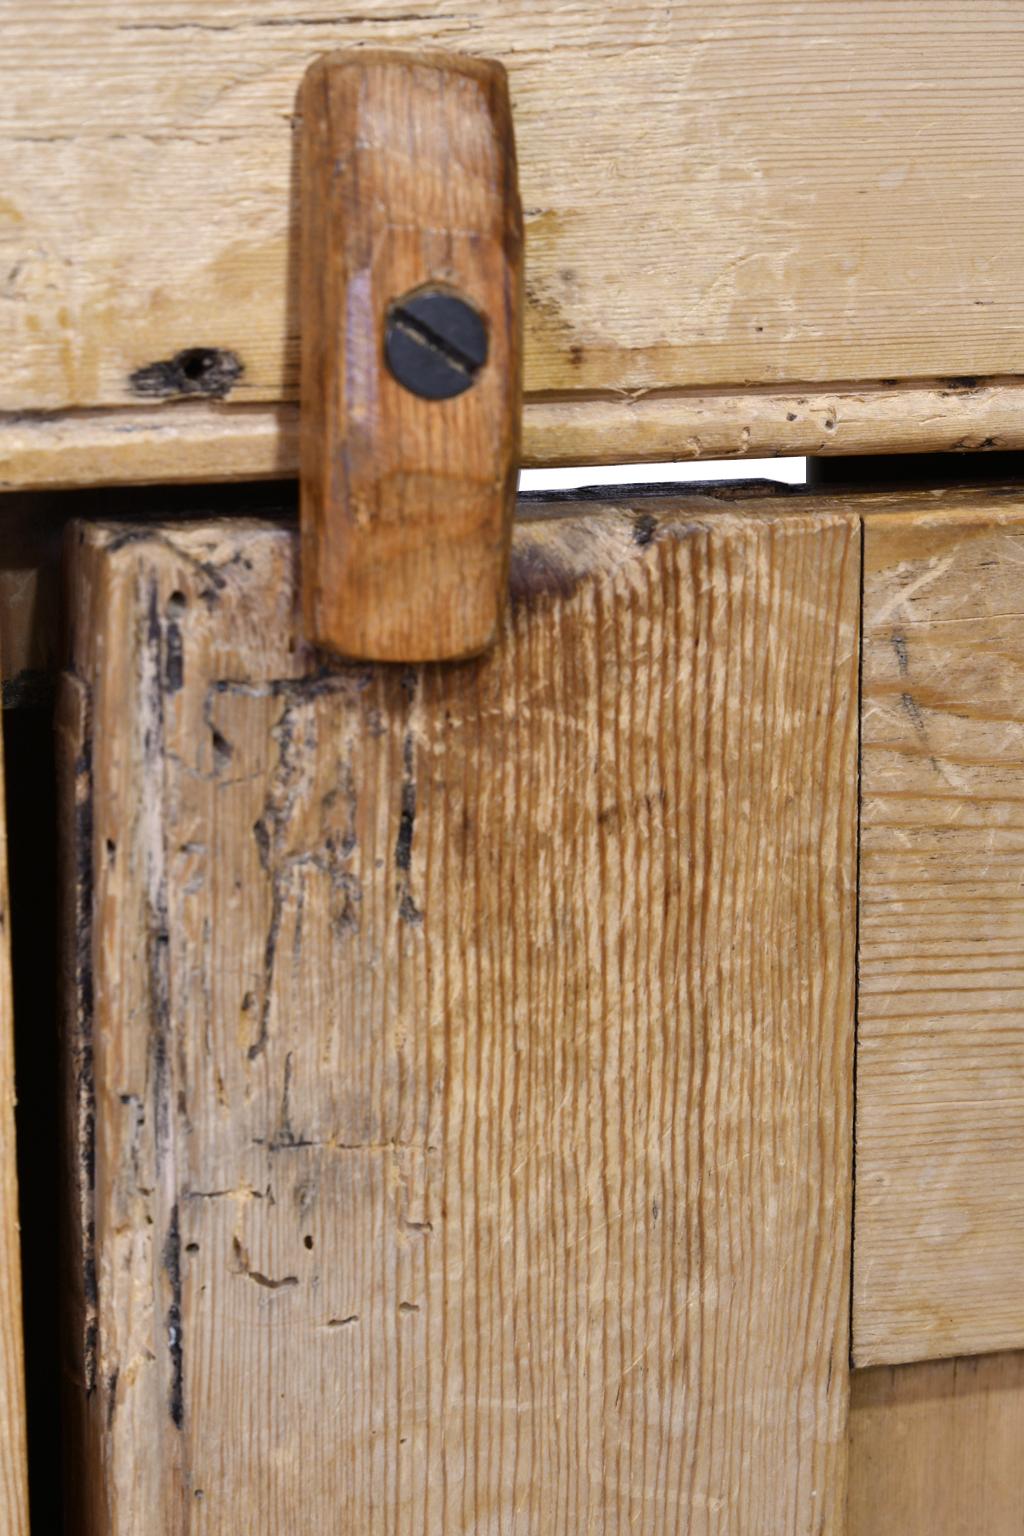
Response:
[61,500,859,1532]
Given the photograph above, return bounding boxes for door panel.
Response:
[849,1353,1024,1534]
[855,502,1024,1364]
[62,500,859,1532]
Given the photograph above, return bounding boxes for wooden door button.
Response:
[299,49,523,663]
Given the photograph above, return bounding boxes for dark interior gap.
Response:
[5,702,61,1531]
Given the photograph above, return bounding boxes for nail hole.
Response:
[166,591,187,618]
[304,1234,313,1251]
[181,351,212,382]
[129,347,244,400]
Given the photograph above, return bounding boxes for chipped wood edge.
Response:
[0,378,1019,491]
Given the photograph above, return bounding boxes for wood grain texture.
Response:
[856,497,1024,1364]
[7,378,1024,493]
[4,3,1024,454]
[0,664,29,1534]
[299,50,521,661]
[849,1353,1024,1535]
[63,498,858,1533]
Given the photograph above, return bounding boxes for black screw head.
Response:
[384,287,488,401]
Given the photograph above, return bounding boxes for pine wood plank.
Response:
[849,1353,1024,1535]
[4,2,1024,484]
[855,498,1024,1364]
[0,676,29,1534]
[63,497,859,1532]
[5,380,1024,493]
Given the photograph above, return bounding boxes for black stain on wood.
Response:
[252,819,270,871]
[249,694,308,1059]
[70,722,100,1398]
[891,631,909,677]
[900,691,927,736]
[164,622,184,694]
[395,728,422,925]
[632,511,658,546]
[145,585,174,1156]
[210,727,233,773]
[508,540,583,608]
[249,876,282,1061]
[129,347,244,400]
[940,376,981,394]
[164,592,186,695]
[394,735,416,874]
[163,1205,184,1430]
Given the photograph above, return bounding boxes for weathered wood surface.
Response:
[5,380,1024,493]
[299,50,522,661]
[4,2,1024,483]
[856,497,1024,1364]
[0,681,29,1534]
[64,499,858,1532]
[849,1353,1024,1534]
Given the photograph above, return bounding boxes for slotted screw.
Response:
[384,287,489,401]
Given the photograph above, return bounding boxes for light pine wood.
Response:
[0,483,965,702]
[849,1353,1024,1534]
[6,380,1024,493]
[4,3,1024,484]
[856,497,1024,1364]
[299,50,522,661]
[0,674,29,1534]
[63,498,858,1533]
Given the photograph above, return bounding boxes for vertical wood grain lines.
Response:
[64,505,858,1533]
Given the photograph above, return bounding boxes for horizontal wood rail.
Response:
[3,377,1024,491]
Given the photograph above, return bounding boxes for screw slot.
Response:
[385,287,488,401]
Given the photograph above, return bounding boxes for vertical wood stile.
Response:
[62,501,859,1533]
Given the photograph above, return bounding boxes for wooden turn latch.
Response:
[299,48,523,663]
